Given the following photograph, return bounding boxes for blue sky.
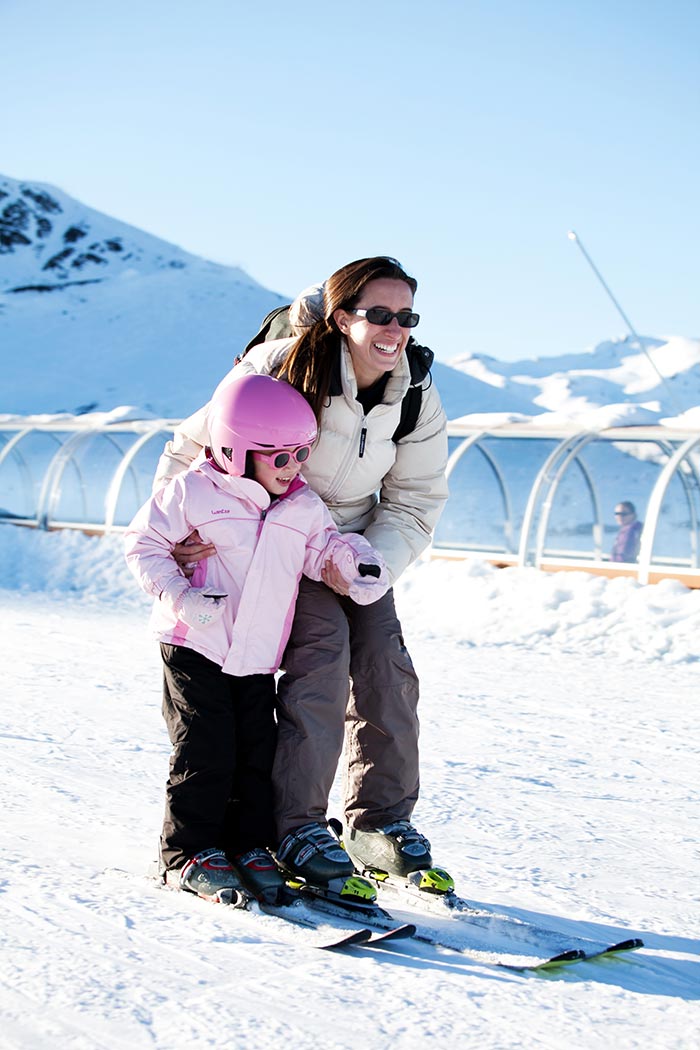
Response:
[3,0,698,363]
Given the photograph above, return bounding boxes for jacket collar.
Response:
[196,452,271,511]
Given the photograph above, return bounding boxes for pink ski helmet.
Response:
[208,374,317,476]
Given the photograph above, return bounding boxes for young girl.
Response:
[124,374,387,905]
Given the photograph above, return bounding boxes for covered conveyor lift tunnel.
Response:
[434,421,700,588]
[0,419,178,533]
[1,418,700,587]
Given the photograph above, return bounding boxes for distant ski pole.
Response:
[566,230,684,416]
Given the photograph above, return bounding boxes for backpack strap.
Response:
[242,304,293,355]
[392,339,434,442]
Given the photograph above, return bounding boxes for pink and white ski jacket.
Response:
[124,453,382,676]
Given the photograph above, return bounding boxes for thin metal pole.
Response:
[567,230,684,416]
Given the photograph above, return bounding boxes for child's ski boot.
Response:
[232,847,288,905]
[170,847,250,906]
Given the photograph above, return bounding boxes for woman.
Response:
[155,257,449,888]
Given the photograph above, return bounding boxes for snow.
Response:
[533,402,663,429]
[1,526,698,1048]
[2,175,699,1047]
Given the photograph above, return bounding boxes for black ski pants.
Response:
[159,643,277,872]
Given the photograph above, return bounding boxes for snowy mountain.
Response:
[2,174,699,425]
[450,335,700,427]
[0,175,286,416]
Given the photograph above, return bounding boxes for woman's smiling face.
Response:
[334,278,415,390]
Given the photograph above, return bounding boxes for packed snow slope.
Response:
[1,527,698,1049]
[3,174,699,423]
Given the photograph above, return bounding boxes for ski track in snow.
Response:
[0,541,699,1048]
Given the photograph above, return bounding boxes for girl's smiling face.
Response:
[251,445,309,496]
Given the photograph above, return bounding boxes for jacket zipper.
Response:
[321,412,367,503]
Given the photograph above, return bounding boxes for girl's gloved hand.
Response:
[329,544,389,606]
[347,561,390,605]
[160,579,227,627]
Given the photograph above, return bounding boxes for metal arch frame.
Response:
[444,432,489,480]
[518,431,593,567]
[445,431,515,552]
[534,450,602,563]
[36,430,127,529]
[530,433,688,573]
[677,450,700,567]
[601,435,696,581]
[103,427,171,533]
[637,435,700,584]
[530,438,689,566]
[0,428,64,522]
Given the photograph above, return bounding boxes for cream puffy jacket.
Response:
[154,339,449,582]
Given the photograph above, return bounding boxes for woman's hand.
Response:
[172,530,216,580]
[321,557,352,595]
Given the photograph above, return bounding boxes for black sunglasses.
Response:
[351,307,420,328]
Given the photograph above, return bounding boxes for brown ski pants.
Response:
[273,576,420,841]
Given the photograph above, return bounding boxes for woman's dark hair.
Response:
[279,256,417,420]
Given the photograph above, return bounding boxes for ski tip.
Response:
[318,928,373,951]
[368,923,417,944]
[498,949,586,973]
[605,937,644,953]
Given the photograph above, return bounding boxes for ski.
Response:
[498,938,644,973]
[316,927,374,951]
[283,893,641,971]
[155,869,379,952]
[365,878,645,967]
[153,863,645,968]
[584,937,645,960]
[223,896,379,952]
[317,925,416,952]
[318,860,646,967]
[363,869,462,913]
[230,885,644,969]
[360,923,417,949]
[194,892,380,952]
[370,922,417,942]
[284,881,398,928]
